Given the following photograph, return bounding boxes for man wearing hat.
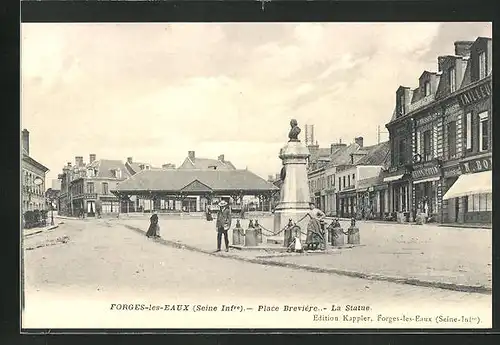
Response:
[215,200,232,252]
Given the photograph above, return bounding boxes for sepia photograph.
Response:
[21,22,492,329]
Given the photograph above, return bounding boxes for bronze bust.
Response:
[288,119,301,141]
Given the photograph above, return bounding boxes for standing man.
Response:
[215,200,232,252]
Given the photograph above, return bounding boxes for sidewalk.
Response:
[23,224,60,237]
[116,216,492,294]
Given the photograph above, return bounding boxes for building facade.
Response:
[385,37,492,224]
[58,154,131,217]
[21,129,49,212]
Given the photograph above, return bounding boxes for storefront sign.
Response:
[415,111,439,127]
[412,160,441,180]
[459,82,492,106]
[443,166,462,178]
[444,103,460,116]
[460,157,492,174]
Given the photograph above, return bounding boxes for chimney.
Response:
[454,41,474,57]
[75,156,83,166]
[355,137,364,148]
[89,154,96,163]
[22,129,30,155]
[188,151,195,160]
[218,154,225,162]
[127,157,133,164]
[330,142,347,153]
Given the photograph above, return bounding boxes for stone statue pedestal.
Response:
[273,140,311,246]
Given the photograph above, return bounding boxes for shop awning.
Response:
[442,171,492,200]
[383,174,404,183]
[413,176,441,185]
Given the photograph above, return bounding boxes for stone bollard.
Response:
[416,213,426,225]
[347,218,360,245]
[254,220,263,244]
[331,219,345,247]
[245,220,257,247]
[232,219,244,246]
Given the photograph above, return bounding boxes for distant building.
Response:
[22,129,49,212]
[178,151,236,170]
[113,169,278,213]
[58,154,131,216]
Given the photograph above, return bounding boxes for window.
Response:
[343,176,346,188]
[467,193,492,212]
[398,138,408,165]
[102,182,109,195]
[449,67,456,93]
[447,121,457,158]
[415,131,421,155]
[479,112,489,151]
[423,130,432,161]
[86,182,94,194]
[399,94,405,115]
[338,177,341,191]
[352,174,355,181]
[348,175,351,187]
[424,81,431,96]
[479,51,487,79]
[465,112,472,150]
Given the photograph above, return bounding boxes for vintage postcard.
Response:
[21,22,492,330]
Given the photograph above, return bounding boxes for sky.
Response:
[21,22,492,183]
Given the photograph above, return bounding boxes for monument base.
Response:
[273,209,310,240]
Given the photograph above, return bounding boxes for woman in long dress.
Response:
[305,203,326,250]
[146,212,160,238]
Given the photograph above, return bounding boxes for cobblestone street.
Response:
[115,214,492,290]
[23,218,491,328]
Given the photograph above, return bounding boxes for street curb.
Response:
[120,223,492,295]
[24,225,59,237]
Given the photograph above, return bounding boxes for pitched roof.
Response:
[328,143,362,166]
[179,157,236,170]
[125,161,158,175]
[88,159,131,179]
[114,169,279,193]
[355,141,391,168]
[22,153,49,172]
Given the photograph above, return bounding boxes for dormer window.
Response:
[145,165,150,170]
[448,67,456,93]
[478,51,486,79]
[116,169,122,179]
[424,81,431,96]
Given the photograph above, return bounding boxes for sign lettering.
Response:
[443,167,462,178]
[460,157,492,174]
[416,112,439,127]
[412,166,441,179]
[444,103,460,116]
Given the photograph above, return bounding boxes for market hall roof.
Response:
[113,169,279,194]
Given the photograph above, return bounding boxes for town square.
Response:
[21,23,492,329]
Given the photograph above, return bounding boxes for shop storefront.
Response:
[338,189,357,218]
[383,167,412,221]
[441,164,463,223]
[356,176,388,220]
[443,155,492,224]
[411,159,442,222]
